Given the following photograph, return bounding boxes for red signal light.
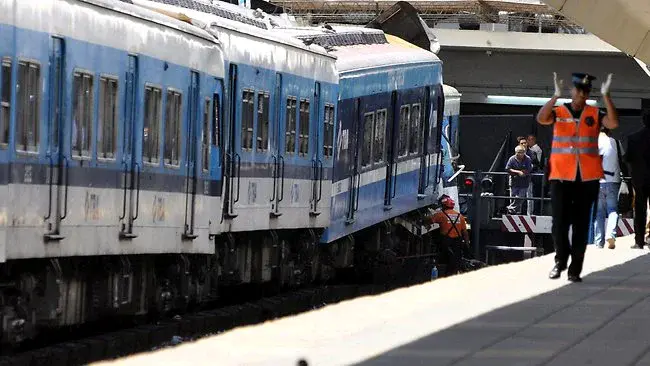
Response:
[464,177,475,187]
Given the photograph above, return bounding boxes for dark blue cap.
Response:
[571,73,596,89]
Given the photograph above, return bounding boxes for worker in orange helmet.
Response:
[430,194,470,276]
[536,72,619,282]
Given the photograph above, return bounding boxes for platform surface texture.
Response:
[96,235,649,366]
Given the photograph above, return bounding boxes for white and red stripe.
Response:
[500,215,635,237]
[501,215,536,233]
[616,218,635,237]
[500,215,553,234]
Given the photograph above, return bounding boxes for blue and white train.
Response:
[0,0,462,345]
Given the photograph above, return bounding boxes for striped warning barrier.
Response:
[616,218,635,237]
[501,215,537,233]
[501,215,636,237]
[500,215,552,234]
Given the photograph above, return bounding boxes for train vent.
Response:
[296,32,387,48]
[148,0,268,29]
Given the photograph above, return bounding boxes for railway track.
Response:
[0,275,426,366]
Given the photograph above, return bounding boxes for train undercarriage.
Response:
[0,208,449,348]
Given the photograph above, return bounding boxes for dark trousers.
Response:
[632,181,650,246]
[440,236,463,276]
[550,179,599,276]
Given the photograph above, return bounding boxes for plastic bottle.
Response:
[431,265,438,280]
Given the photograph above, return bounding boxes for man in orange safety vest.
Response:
[536,72,619,282]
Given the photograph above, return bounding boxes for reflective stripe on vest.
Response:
[551,147,599,155]
[548,104,604,182]
[552,136,598,143]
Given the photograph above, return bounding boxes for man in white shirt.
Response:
[593,127,621,249]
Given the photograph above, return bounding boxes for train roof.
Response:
[84,0,220,43]
[443,84,461,98]
[276,25,442,73]
[130,0,335,59]
[443,84,461,117]
[1,0,224,77]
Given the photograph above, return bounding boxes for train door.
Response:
[223,64,240,219]
[44,36,67,241]
[270,72,284,217]
[432,86,444,191]
[212,80,224,178]
[208,79,223,233]
[310,81,323,216]
[345,98,361,223]
[383,91,398,209]
[182,71,200,239]
[119,55,140,239]
[417,86,432,198]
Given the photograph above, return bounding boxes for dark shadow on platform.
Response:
[355,254,650,366]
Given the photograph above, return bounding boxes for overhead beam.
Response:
[543,0,650,64]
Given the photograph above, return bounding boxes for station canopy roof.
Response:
[544,0,650,70]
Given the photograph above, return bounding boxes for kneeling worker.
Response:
[430,194,470,275]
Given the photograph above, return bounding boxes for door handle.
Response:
[60,156,70,220]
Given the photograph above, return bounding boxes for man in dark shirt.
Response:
[506,145,532,214]
[518,136,539,214]
[518,136,539,172]
[624,110,650,248]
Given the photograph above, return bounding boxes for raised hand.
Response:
[601,73,613,96]
[553,72,563,97]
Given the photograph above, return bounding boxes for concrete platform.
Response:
[96,235,649,366]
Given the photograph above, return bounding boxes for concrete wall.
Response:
[437,49,650,110]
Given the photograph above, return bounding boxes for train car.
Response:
[273,25,446,271]
[130,0,339,287]
[0,0,224,344]
[440,84,462,209]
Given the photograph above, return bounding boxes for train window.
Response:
[409,103,421,155]
[241,89,254,151]
[374,109,386,163]
[16,61,40,153]
[398,105,410,157]
[0,58,10,148]
[72,72,94,158]
[143,86,162,165]
[323,104,334,159]
[285,97,297,155]
[98,76,118,160]
[362,112,374,168]
[164,89,182,167]
[298,98,310,156]
[256,92,269,152]
[212,93,220,148]
[202,98,210,172]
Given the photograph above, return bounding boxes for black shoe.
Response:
[568,275,582,282]
[631,244,644,249]
[549,264,565,279]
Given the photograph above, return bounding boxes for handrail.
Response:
[60,156,69,220]
[317,159,324,202]
[277,155,285,202]
[269,155,277,202]
[119,160,128,221]
[391,163,397,198]
[133,162,141,221]
[458,193,550,202]
[44,154,55,220]
[459,170,545,177]
[234,153,241,203]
